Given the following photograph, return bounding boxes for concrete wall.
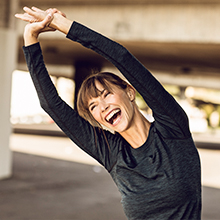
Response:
[69,4,220,43]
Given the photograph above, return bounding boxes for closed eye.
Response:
[88,101,97,112]
[104,91,111,98]
[90,105,96,111]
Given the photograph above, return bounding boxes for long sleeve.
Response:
[67,22,191,139]
[23,43,119,171]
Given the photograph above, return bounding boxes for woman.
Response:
[15,7,201,219]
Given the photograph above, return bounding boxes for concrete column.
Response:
[0,0,18,179]
[73,61,101,110]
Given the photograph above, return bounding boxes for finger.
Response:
[51,8,66,17]
[46,8,66,18]
[15,13,35,22]
[23,6,37,17]
[41,13,53,27]
[31,6,44,13]
[46,8,57,15]
[15,13,24,19]
[57,10,66,18]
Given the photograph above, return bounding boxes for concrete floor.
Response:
[0,152,126,220]
[0,134,219,219]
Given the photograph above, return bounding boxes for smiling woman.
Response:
[15,6,202,220]
[77,72,128,126]
[77,71,141,137]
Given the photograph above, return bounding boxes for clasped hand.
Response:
[15,6,66,45]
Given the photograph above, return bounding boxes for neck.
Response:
[120,109,151,149]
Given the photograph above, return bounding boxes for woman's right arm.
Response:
[21,15,115,169]
[23,43,103,159]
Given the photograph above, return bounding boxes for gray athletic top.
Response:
[23,21,201,220]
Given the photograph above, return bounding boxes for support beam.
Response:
[154,71,220,90]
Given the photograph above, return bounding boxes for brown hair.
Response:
[77,72,128,127]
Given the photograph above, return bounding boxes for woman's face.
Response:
[88,81,136,133]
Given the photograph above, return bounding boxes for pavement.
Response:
[1,150,220,220]
[0,151,126,220]
[0,125,220,220]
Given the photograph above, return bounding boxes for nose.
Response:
[100,100,109,112]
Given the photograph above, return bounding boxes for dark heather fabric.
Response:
[23,21,201,220]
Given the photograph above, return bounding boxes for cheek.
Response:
[91,110,101,122]
[114,92,128,103]
[123,99,136,117]
[121,94,133,107]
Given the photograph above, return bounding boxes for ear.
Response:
[126,84,136,102]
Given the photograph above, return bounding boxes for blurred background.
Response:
[1,0,220,219]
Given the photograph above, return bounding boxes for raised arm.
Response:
[15,13,117,170]
[66,22,191,138]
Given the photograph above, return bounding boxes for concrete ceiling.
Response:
[18,36,220,77]
[20,0,220,6]
[17,0,220,79]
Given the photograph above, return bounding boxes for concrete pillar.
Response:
[179,86,187,100]
[74,61,101,110]
[0,0,18,179]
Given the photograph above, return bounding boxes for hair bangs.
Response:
[84,77,115,107]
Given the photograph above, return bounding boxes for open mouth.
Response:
[105,109,121,125]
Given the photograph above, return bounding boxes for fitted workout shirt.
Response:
[23,21,201,220]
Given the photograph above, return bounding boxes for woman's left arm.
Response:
[67,22,191,138]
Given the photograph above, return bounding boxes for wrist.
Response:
[50,13,72,35]
[24,30,38,46]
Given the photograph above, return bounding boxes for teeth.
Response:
[106,109,120,122]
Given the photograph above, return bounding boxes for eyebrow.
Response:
[88,89,106,108]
